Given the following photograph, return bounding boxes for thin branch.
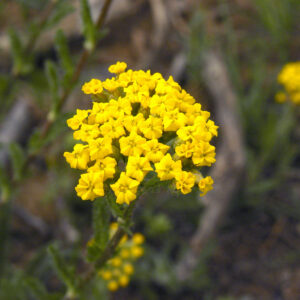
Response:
[41,0,113,138]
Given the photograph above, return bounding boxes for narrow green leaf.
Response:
[48,245,77,296]
[0,164,11,202]
[24,277,48,299]
[8,28,32,75]
[80,0,97,51]
[55,30,74,87]
[93,197,110,247]
[87,197,110,262]
[29,113,71,154]
[9,143,26,181]
[44,1,75,29]
[45,60,60,117]
[24,275,63,300]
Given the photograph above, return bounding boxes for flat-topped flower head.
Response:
[276,62,300,105]
[64,61,217,203]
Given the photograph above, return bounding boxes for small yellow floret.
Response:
[107,280,118,291]
[132,233,145,245]
[120,249,130,258]
[110,172,140,205]
[88,156,116,180]
[119,275,129,287]
[64,144,90,169]
[82,78,103,94]
[75,172,104,200]
[126,156,153,182]
[110,257,122,267]
[131,246,144,258]
[175,171,196,194]
[198,176,214,196]
[100,270,112,280]
[119,132,146,157]
[123,263,134,275]
[108,61,127,74]
[154,154,182,181]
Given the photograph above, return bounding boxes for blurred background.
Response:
[0,0,300,299]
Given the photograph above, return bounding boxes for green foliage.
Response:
[14,0,48,10]
[0,164,12,202]
[254,0,294,52]
[80,0,97,51]
[24,277,61,300]
[8,28,32,75]
[48,245,78,297]
[45,60,60,118]
[87,198,110,262]
[55,30,74,88]
[44,1,75,30]
[105,188,124,218]
[144,212,172,237]
[9,143,26,181]
[1,0,299,299]
[29,112,71,154]
[0,272,29,300]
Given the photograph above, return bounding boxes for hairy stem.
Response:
[79,201,135,289]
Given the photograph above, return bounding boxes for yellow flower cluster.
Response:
[276,62,300,105]
[64,61,217,203]
[98,223,144,291]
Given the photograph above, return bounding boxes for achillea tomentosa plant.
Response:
[276,62,300,105]
[64,61,217,291]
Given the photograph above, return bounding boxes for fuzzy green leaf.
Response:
[0,164,11,202]
[24,277,48,299]
[87,197,110,262]
[45,60,60,117]
[55,30,74,87]
[80,0,97,51]
[28,112,71,154]
[48,245,77,296]
[93,198,110,248]
[9,143,26,181]
[8,28,32,75]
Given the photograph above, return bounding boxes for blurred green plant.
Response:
[0,0,114,299]
[188,0,299,216]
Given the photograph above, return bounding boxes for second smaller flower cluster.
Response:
[276,62,300,105]
[98,223,144,291]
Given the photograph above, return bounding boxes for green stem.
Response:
[0,201,12,278]
[79,201,135,289]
